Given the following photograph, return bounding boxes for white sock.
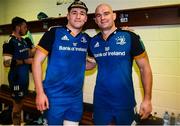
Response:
[63,120,79,126]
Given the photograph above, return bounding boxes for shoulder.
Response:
[5,36,14,45]
[92,32,101,39]
[82,32,91,39]
[117,28,140,38]
[48,25,64,32]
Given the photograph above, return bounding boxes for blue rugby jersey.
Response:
[3,35,30,97]
[89,29,145,109]
[3,35,30,64]
[37,26,91,104]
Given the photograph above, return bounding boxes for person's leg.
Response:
[64,100,83,124]
[114,108,135,125]
[44,105,64,125]
[63,120,79,126]
[93,108,113,125]
[12,99,23,125]
[11,66,29,125]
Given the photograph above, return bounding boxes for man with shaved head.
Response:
[88,3,153,125]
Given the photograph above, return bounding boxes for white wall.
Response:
[0,1,5,84]
[134,25,180,116]
[0,0,180,117]
[0,1,5,25]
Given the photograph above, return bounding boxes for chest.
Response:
[91,34,132,59]
[13,39,29,54]
[51,31,89,58]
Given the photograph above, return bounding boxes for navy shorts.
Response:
[8,66,29,101]
[93,108,135,125]
[44,101,83,125]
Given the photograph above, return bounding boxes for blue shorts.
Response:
[93,108,135,125]
[44,101,83,125]
[8,66,29,101]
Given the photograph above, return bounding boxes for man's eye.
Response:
[81,12,85,15]
[72,12,76,14]
[95,14,101,18]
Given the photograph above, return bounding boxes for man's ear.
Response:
[16,25,21,31]
[94,17,98,24]
[113,12,116,21]
[67,13,69,20]
[84,15,87,23]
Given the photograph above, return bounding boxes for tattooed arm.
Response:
[3,55,12,67]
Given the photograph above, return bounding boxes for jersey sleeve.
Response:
[25,37,34,49]
[87,46,94,57]
[83,33,93,57]
[36,27,56,55]
[2,40,14,56]
[130,32,146,59]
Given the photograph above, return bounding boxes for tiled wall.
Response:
[139,26,180,116]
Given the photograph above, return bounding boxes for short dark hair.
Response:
[68,0,88,12]
[11,16,27,30]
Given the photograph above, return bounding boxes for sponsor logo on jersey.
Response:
[105,47,110,51]
[19,48,29,53]
[73,42,78,46]
[81,36,87,43]
[18,43,21,46]
[94,51,126,58]
[61,35,69,41]
[94,42,99,48]
[116,36,126,45]
[59,46,87,52]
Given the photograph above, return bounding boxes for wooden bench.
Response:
[0,84,163,125]
[0,84,93,125]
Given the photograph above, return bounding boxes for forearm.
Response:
[32,60,44,95]
[3,55,12,67]
[141,66,152,101]
[29,48,36,58]
[14,58,33,65]
[4,58,24,66]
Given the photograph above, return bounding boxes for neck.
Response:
[66,24,82,36]
[101,26,117,40]
[12,31,21,40]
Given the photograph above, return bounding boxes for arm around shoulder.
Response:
[86,56,96,70]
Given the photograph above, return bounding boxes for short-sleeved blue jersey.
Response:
[3,35,31,98]
[37,26,91,105]
[89,29,145,109]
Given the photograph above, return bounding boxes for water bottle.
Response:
[153,112,157,120]
[170,112,175,125]
[176,114,180,126]
[163,111,170,126]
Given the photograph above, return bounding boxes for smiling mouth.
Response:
[75,21,82,23]
[101,22,108,24]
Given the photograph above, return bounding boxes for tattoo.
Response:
[3,59,12,67]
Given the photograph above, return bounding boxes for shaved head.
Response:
[95,3,113,14]
[94,3,116,32]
